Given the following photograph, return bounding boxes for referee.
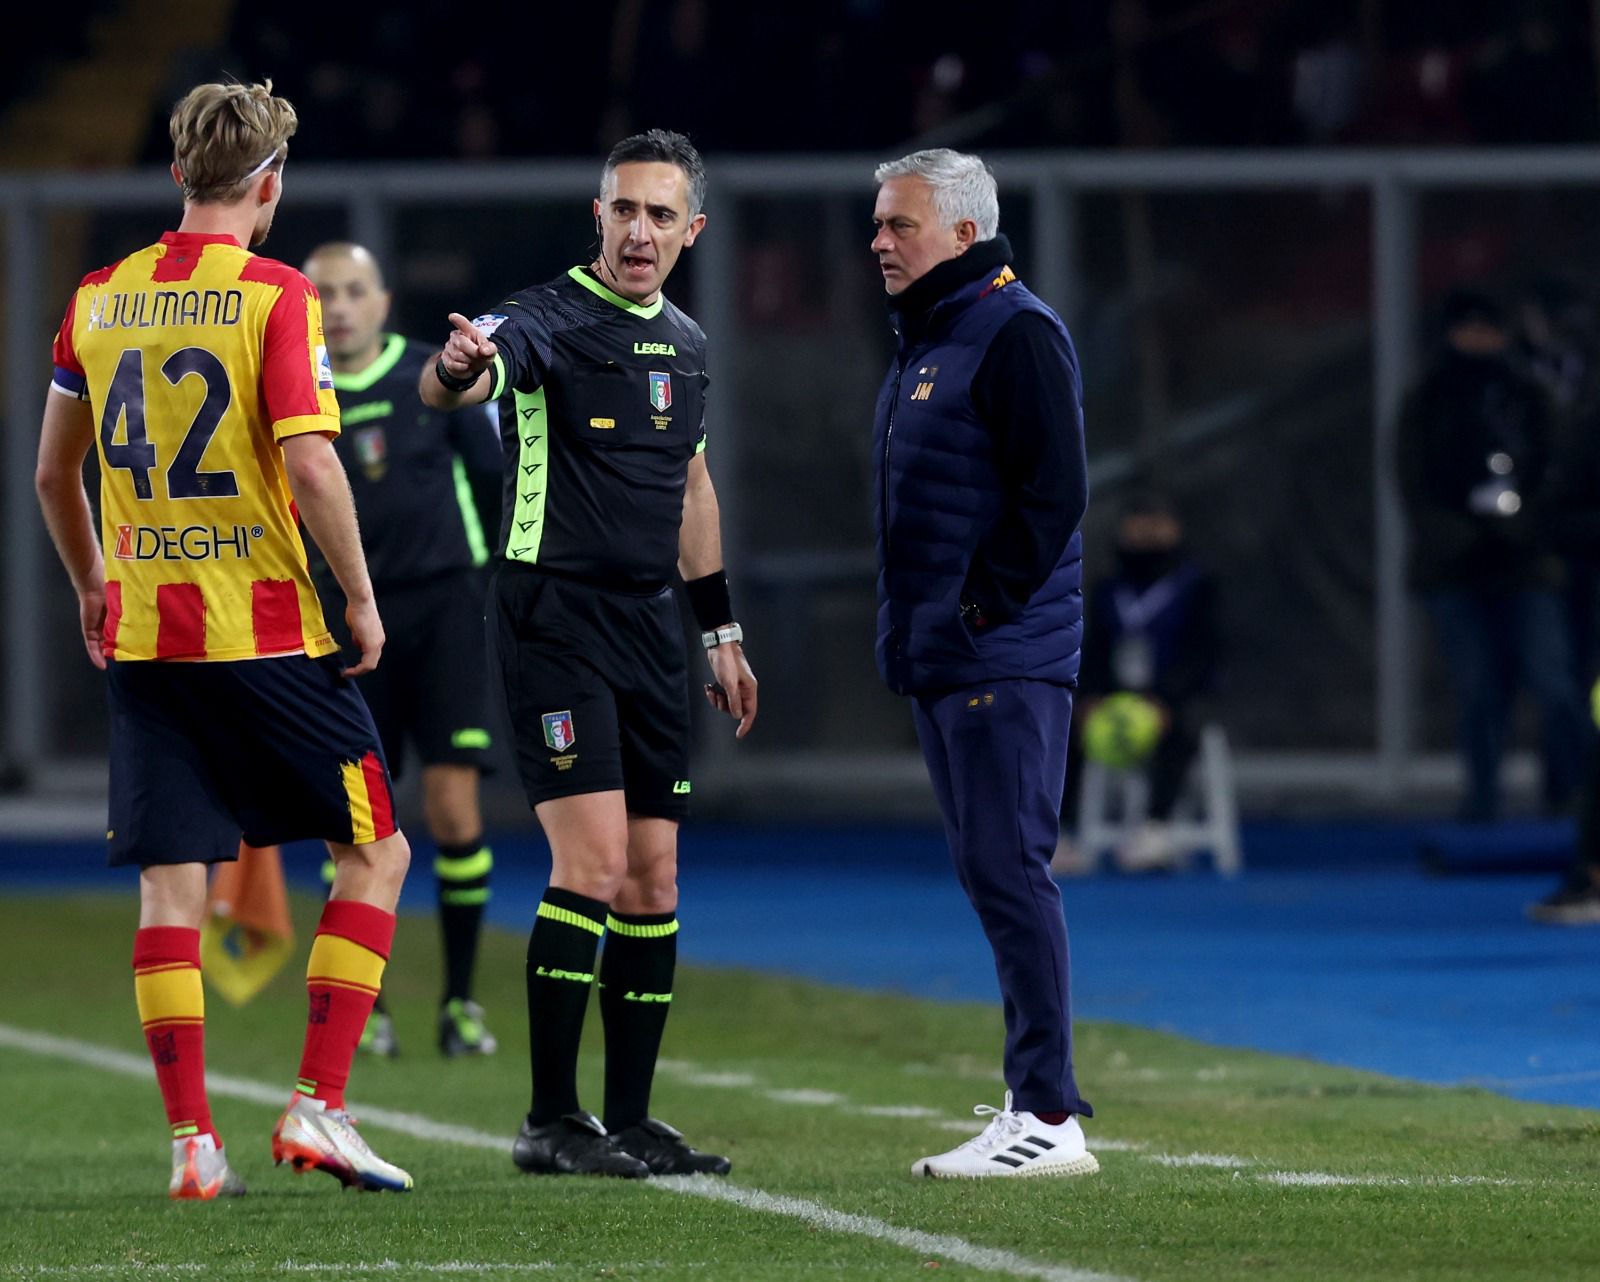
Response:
[305,243,503,1059]
[420,130,757,1178]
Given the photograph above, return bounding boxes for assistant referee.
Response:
[420,129,757,1179]
[305,242,503,1060]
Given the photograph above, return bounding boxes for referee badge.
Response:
[541,710,575,752]
[648,370,672,413]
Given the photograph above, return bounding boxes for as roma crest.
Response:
[649,370,672,413]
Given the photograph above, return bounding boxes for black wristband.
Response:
[685,570,734,631]
[435,356,483,393]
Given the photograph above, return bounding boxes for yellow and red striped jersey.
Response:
[51,231,341,661]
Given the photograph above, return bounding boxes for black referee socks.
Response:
[435,839,492,1003]
[526,887,606,1124]
[600,909,679,1132]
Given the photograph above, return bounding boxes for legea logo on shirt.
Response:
[315,344,335,390]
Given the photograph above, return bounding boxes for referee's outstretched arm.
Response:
[680,452,758,739]
[419,313,498,409]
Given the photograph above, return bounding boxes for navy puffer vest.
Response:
[873,256,1083,696]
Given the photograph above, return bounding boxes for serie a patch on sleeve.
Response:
[472,314,510,336]
[315,344,335,390]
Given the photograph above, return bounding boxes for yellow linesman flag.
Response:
[200,843,295,1006]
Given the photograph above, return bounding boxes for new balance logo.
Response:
[149,1031,179,1066]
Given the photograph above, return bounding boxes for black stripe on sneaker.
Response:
[1025,1135,1056,1150]
[1008,1144,1040,1158]
[991,1154,1024,1168]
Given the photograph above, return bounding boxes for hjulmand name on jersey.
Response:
[86,288,244,331]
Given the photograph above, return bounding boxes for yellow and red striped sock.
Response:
[132,927,214,1143]
[296,899,395,1109]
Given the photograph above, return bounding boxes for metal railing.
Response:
[7,149,1599,811]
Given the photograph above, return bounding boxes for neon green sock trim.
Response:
[536,901,604,936]
[451,727,492,750]
[441,887,491,907]
[295,1079,317,1097]
[604,914,679,939]
[622,990,674,1003]
[434,847,493,881]
[171,1123,200,1138]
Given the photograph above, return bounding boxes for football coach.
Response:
[869,149,1097,1180]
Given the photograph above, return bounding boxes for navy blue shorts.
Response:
[105,654,397,868]
[318,570,494,780]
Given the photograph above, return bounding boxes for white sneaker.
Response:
[271,1094,413,1192]
[168,1132,246,1200]
[912,1092,1098,1179]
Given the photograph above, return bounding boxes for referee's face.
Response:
[872,177,972,295]
[593,162,706,305]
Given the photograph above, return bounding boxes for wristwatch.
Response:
[701,622,744,650]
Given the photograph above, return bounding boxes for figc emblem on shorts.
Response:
[649,370,672,412]
[542,710,575,752]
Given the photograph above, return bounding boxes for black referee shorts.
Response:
[323,570,495,780]
[490,564,691,821]
[106,654,397,868]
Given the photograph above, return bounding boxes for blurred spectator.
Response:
[1058,488,1219,869]
[1398,288,1589,822]
[1527,326,1600,921]
[1288,11,1369,143]
[138,2,1600,161]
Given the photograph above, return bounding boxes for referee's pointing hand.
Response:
[443,312,497,380]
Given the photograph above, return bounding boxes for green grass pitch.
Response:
[2,891,1598,1281]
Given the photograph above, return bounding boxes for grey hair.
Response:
[874,148,999,240]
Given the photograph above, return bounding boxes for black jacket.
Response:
[1396,347,1562,592]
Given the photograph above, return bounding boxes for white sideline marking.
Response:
[762,1088,846,1106]
[661,1176,1133,1282]
[1259,1171,1521,1189]
[0,1024,1129,1282]
[676,1071,759,1089]
[1260,1171,1390,1187]
[859,1105,945,1118]
[1147,1153,1251,1169]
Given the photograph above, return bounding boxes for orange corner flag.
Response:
[200,843,295,1006]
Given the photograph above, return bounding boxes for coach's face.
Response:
[871,176,975,296]
[593,162,706,305]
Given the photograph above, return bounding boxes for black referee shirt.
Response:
[321,335,503,589]
[478,266,709,592]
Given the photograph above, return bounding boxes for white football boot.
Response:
[272,1094,413,1192]
[168,1132,246,1200]
[913,1092,1098,1179]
